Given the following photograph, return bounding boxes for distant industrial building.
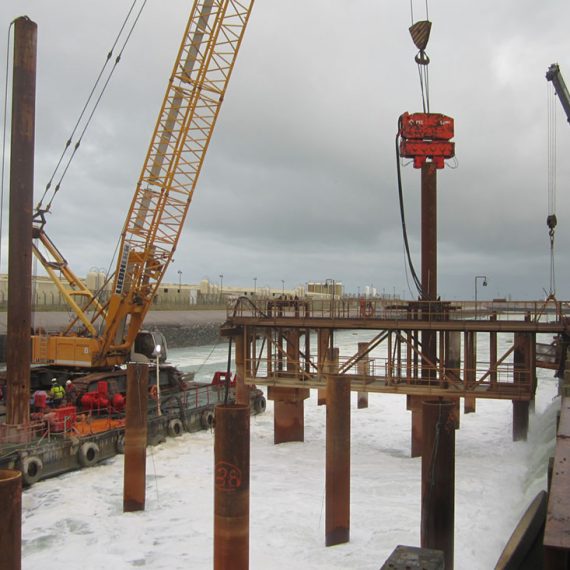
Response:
[0,273,349,309]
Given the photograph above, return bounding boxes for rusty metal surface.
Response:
[356,342,369,409]
[317,329,331,405]
[421,162,437,388]
[409,395,423,458]
[6,17,37,428]
[267,386,309,444]
[123,364,148,512]
[240,324,535,401]
[0,469,22,570]
[512,332,532,442]
[544,397,570,551]
[227,297,569,332]
[235,333,249,406]
[325,348,350,546]
[409,20,432,51]
[214,404,250,570]
[381,544,444,569]
[226,314,565,335]
[421,399,456,570]
[228,295,542,404]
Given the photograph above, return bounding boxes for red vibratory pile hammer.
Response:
[399,111,455,169]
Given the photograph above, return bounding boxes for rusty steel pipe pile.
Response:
[0,469,22,570]
[325,347,351,546]
[123,363,149,512]
[214,403,250,569]
[6,16,37,429]
[421,399,457,570]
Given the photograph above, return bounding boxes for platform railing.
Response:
[247,354,531,397]
[228,296,570,325]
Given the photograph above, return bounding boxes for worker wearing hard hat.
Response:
[65,379,78,406]
[49,378,65,407]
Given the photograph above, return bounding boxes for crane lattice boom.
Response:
[31,0,255,368]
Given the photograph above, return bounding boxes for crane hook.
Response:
[409,20,431,66]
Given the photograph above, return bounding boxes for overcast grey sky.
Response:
[2,0,570,300]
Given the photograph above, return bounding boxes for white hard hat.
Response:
[66,380,72,385]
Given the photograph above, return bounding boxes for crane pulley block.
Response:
[399,112,455,169]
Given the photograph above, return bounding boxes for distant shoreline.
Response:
[0,309,228,348]
[0,309,227,332]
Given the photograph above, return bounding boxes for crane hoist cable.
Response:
[547,81,558,296]
[34,0,148,222]
[409,0,431,113]
[410,0,430,25]
[395,127,424,299]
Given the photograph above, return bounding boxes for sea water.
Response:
[20,332,559,569]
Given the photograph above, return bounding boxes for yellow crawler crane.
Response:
[31,0,254,368]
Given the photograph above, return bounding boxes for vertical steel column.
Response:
[325,347,350,546]
[411,163,438,457]
[445,331,461,384]
[408,395,423,458]
[413,330,419,379]
[267,385,309,444]
[490,314,498,389]
[266,329,272,376]
[513,332,530,442]
[277,328,284,372]
[304,329,311,374]
[387,332,393,383]
[267,329,309,443]
[286,329,300,375]
[406,331,412,382]
[421,162,437,380]
[396,332,402,379]
[0,470,22,570]
[463,332,476,413]
[421,163,438,301]
[357,341,369,409]
[246,326,254,379]
[445,331,462,429]
[235,329,249,406]
[528,318,537,407]
[123,363,149,512]
[6,17,37,429]
[214,404,250,570]
[421,399,457,570]
[317,329,332,405]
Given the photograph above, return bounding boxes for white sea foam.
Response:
[21,334,558,569]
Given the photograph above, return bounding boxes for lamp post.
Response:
[281,279,285,295]
[153,344,162,416]
[253,276,257,295]
[219,274,224,302]
[177,269,182,293]
[474,275,488,319]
